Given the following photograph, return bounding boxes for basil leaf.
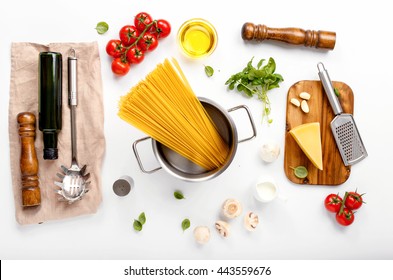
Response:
[290,166,308,179]
[95,21,109,35]
[257,59,265,69]
[264,57,276,74]
[181,218,190,232]
[133,219,143,231]
[138,212,146,225]
[334,88,340,97]
[204,65,214,77]
[174,191,185,200]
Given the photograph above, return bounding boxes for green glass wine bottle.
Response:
[38,52,62,160]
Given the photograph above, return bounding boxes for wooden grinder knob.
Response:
[242,22,336,50]
[17,112,41,207]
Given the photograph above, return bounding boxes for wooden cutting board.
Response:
[284,80,354,186]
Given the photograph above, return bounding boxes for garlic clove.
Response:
[193,226,210,244]
[222,199,242,219]
[244,211,259,231]
[215,220,230,238]
[299,91,311,100]
[290,98,300,107]
[301,100,309,113]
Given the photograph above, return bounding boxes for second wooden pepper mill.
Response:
[242,22,336,50]
[17,112,41,207]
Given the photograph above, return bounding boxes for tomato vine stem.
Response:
[121,20,157,61]
[338,191,349,215]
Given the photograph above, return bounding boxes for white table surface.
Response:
[1,0,392,260]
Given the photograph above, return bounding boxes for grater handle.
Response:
[317,62,343,115]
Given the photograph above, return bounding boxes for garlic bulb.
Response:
[260,142,280,163]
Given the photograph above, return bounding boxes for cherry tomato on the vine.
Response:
[149,19,171,38]
[134,12,153,32]
[126,47,144,64]
[119,25,140,47]
[324,194,343,213]
[138,32,158,51]
[345,191,364,210]
[106,39,125,58]
[336,208,355,226]
[106,12,170,76]
[111,58,130,76]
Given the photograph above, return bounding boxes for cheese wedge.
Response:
[289,122,323,170]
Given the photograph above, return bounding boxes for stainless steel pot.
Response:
[132,98,256,182]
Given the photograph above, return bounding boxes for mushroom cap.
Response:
[222,198,242,218]
[193,226,210,244]
[244,211,259,231]
[215,220,230,238]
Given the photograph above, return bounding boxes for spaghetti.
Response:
[118,58,229,170]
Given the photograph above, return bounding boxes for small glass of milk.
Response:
[253,176,279,203]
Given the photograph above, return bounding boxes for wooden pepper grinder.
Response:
[242,23,336,50]
[17,112,41,207]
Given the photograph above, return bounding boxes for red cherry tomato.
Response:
[345,191,364,210]
[106,39,125,58]
[134,12,153,32]
[119,25,140,47]
[324,194,343,213]
[336,208,355,226]
[126,47,144,64]
[111,58,130,76]
[137,32,158,52]
[149,19,171,38]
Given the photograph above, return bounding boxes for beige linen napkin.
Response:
[9,42,105,225]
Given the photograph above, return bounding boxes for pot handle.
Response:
[228,105,257,143]
[132,136,162,174]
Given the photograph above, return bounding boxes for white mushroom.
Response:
[215,220,230,238]
[222,199,242,219]
[193,226,210,244]
[260,142,280,163]
[244,211,259,231]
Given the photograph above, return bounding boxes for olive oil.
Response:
[38,52,62,160]
[177,19,217,58]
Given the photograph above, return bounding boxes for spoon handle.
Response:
[68,49,78,164]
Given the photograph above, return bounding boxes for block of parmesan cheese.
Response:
[289,122,323,170]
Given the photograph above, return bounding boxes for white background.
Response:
[1,0,392,261]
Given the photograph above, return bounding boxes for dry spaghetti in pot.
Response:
[118,58,229,171]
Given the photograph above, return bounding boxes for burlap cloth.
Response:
[9,42,105,225]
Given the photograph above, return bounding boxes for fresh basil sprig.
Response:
[225,57,284,124]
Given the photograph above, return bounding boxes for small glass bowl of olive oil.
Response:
[177,18,218,59]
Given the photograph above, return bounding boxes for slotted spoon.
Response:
[55,49,90,203]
